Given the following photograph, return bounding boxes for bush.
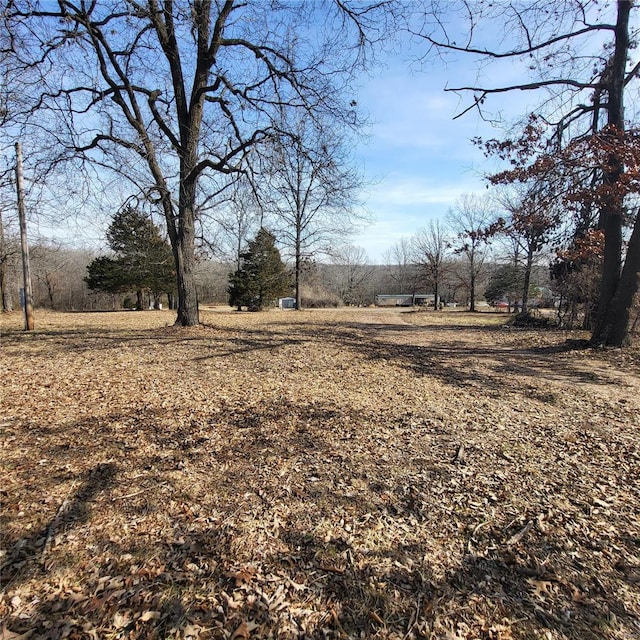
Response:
[510,310,556,328]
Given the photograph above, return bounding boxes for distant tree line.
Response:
[2,179,633,333]
[0,216,553,315]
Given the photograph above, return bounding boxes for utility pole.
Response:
[15,141,34,330]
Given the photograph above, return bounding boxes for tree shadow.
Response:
[2,312,638,637]
[223,490,640,639]
[1,462,118,590]
[186,319,628,396]
[4,313,628,398]
[2,395,638,638]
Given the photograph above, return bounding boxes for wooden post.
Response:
[15,141,34,331]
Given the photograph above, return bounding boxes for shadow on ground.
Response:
[2,392,638,638]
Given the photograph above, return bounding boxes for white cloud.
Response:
[350,35,544,262]
[352,174,490,262]
[368,175,483,208]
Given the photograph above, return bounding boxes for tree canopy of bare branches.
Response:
[414,219,451,309]
[265,112,367,309]
[327,244,373,306]
[447,194,498,312]
[4,0,394,325]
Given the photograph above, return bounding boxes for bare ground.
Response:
[0,308,639,640]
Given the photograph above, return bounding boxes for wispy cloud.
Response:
[351,40,536,260]
[352,173,489,262]
[368,175,483,208]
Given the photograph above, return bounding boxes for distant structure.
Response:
[278,297,296,309]
[374,294,435,307]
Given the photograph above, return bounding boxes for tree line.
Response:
[0,179,634,330]
[0,205,556,315]
[2,1,638,345]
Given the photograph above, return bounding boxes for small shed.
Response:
[278,297,296,309]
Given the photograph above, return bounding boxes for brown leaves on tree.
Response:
[482,123,640,212]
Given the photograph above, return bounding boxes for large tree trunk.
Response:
[469,251,477,312]
[294,226,302,310]
[597,211,640,346]
[173,216,200,326]
[521,247,534,314]
[591,0,631,344]
[592,202,623,337]
[172,141,201,325]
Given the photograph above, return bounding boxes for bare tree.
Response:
[212,178,263,271]
[0,209,19,311]
[327,244,374,306]
[30,242,70,309]
[447,194,498,312]
[382,236,423,300]
[497,185,561,314]
[0,69,20,313]
[266,112,366,309]
[413,219,450,309]
[5,1,391,325]
[413,0,640,344]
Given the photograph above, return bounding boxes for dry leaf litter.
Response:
[0,308,639,640]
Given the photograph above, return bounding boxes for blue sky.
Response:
[349,43,536,262]
[28,50,533,263]
[23,4,537,263]
[351,68,488,261]
[29,58,513,261]
[23,2,630,264]
[347,0,640,263]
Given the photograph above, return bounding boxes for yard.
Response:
[1,308,639,639]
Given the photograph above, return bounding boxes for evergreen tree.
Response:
[85,256,128,294]
[86,208,174,309]
[229,229,291,311]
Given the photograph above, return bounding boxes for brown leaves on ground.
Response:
[0,308,639,639]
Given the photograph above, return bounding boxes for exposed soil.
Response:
[1,308,639,639]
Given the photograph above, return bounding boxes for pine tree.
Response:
[229,229,291,311]
[86,208,174,309]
